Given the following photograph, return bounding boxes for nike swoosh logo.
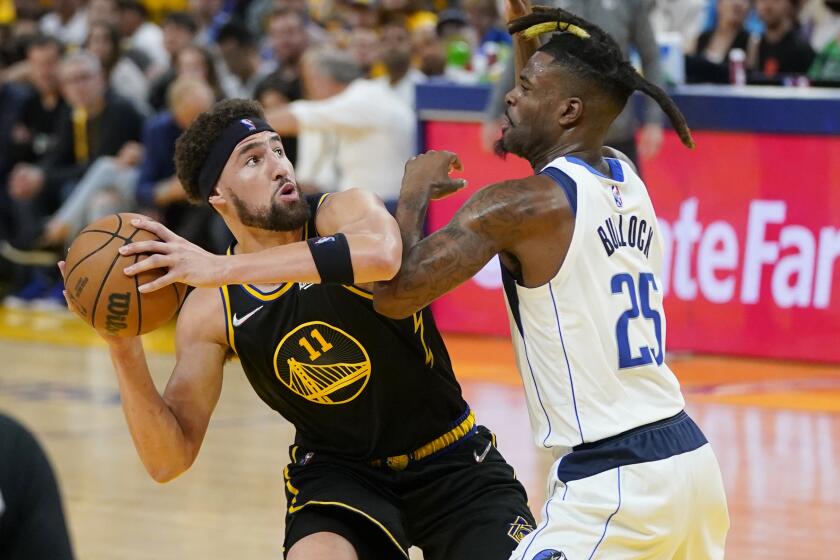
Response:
[232,305,264,327]
[474,441,492,463]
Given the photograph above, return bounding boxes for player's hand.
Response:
[119,218,223,291]
[402,150,467,201]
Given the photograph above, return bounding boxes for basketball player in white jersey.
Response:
[373,4,730,559]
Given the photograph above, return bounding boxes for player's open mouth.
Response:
[276,181,298,202]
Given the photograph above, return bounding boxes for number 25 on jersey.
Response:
[612,272,663,369]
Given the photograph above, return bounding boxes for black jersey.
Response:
[219,195,468,460]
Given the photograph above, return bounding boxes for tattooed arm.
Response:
[373,151,566,319]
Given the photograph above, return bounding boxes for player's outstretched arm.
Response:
[105,288,227,483]
[120,190,401,290]
[312,188,402,284]
[373,151,561,319]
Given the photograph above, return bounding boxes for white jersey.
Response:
[502,156,685,453]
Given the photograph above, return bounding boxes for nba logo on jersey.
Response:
[240,118,256,131]
[611,184,623,207]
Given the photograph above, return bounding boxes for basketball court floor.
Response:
[1,306,838,559]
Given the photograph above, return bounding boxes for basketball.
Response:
[63,213,187,336]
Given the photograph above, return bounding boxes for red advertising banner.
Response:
[425,122,840,363]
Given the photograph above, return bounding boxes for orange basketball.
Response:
[63,213,187,336]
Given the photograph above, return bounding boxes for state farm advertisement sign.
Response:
[425,123,840,363]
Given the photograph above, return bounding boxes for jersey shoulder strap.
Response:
[305,193,332,240]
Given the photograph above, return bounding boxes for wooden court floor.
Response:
[1,307,838,559]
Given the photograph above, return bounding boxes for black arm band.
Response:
[307,233,355,284]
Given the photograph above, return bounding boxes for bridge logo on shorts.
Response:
[273,321,371,405]
[507,515,535,544]
[533,550,567,560]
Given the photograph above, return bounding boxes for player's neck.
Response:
[232,225,304,254]
[529,141,605,173]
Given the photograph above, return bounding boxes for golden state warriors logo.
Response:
[273,321,371,405]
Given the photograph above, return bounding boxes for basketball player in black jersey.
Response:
[58,99,534,560]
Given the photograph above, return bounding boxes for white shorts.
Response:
[511,412,729,560]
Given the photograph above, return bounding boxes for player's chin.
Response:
[493,137,509,159]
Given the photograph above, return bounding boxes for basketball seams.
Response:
[90,246,128,331]
[88,214,124,330]
[65,232,120,285]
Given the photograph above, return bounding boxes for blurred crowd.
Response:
[0,0,838,307]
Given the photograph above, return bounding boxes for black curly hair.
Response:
[174,98,266,203]
[510,7,694,148]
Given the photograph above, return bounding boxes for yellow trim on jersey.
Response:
[342,285,374,300]
[317,192,331,209]
[412,311,434,367]
[370,410,475,470]
[241,282,294,301]
[220,285,237,355]
[291,445,299,463]
[287,500,409,558]
[224,238,296,302]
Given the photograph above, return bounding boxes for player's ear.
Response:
[557,97,584,127]
[208,188,227,210]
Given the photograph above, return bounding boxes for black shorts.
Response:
[283,426,535,560]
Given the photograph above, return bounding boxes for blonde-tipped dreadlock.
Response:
[510,7,695,149]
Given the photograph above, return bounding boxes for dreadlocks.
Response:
[509,7,695,149]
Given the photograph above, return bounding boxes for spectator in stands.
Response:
[651,0,709,50]
[86,0,119,26]
[116,0,168,75]
[378,18,426,107]
[4,52,144,305]
[147,12,199,111]
[749,0,816,79]
[483,0,666,172]
[809,0,840,80]
[263,8,309,82]
[189,0,227,46]
[6,35,66,175]
[7,52,143,250]
[686,0,751,83]
[134,78,225,251]
[85,20,149,113]
[216,19,272,99]
[463,0,511,53]
[338,0,380,30]
[347,26,381,77]
[266,47,416,211]
[255,72,302,165]
[413,26,447,77]
[2,34,66,263]
[174,44,225,101]
[39,0,87,48]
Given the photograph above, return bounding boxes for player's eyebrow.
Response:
[237,141,264,158]
[237,134,282,159]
